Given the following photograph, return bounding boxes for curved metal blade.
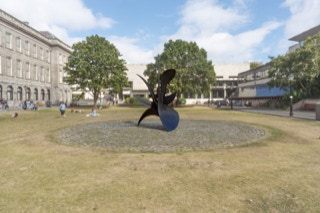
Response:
[137,104,159,125]
[163,92,176,105]
[158,103,179,131]
[157,69,179,131]
[160,69,176,96]
[137,74,157,104]
[135,95,151,107]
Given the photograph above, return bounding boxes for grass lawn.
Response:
[0,106,319,212]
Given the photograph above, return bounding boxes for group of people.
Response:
[1,99,8,111]
[59,101,100,118]
[1,100,102,117]
[1,99,40,111]
[22,100,38,110]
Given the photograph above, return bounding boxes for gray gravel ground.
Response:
[55,120,266,152]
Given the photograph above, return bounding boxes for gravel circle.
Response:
[55,120,266,152]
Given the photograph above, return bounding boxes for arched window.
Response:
[26,88,31,100]
[41,89,45,101]
[17,87,22,101]
[34,88,38,101]
[0,85,2,100]
[47,89,50,101]
[7,86,13,100]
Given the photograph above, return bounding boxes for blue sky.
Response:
[1,0,320,64]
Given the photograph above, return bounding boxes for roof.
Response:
[289,25,320,42]
[40,31,58,39]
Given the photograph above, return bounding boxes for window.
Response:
[25,41,30,55]
[6,33,12,49]
[40,48,43,60]
[26,62,30,79]
[40,67,44,81]
[34,65,38,80]
[0,31,2,46]
[59,54,62,64]
[33,44,37,58]
[47,68,51,82]
[6,86,13,100]
[34,88,38,101]
[0,56,2,74]
[17,87,22,101]
[0,85,2,100]
[47,89,50,101]
[6,57,12,76]
[41,89,45,101]
[17,59,22,78]
[16,37,21,52]
[25,88,30,100]
[59,68,63,83]
[46,50,50,62]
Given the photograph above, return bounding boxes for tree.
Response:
[268,32,320,101]
[250,61,263,69]
[64,35,128,108]
[144,39,216,101]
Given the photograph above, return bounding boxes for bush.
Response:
[178,98,186,105]
[125,97,140,104]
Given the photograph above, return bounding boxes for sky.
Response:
[1,0,320,64]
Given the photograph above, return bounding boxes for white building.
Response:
[211,62,250,101]
[124,62,250,104]
[123,64,148,99]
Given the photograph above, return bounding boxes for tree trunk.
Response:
[93,89,100,109]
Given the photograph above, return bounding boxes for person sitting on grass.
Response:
[87,108,99,117]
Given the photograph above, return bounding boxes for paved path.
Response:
[218,106,317,121]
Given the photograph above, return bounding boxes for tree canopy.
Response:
[64,35,128,108]
[144,39,216,100]
[250,61,263,69]
[268,32,320,101]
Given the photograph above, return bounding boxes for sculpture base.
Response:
[56,120,266,152]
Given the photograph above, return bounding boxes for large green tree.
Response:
[64,35,128,108]
[144,39,216,100]
[268,32,320,101]
[250,61,263,69]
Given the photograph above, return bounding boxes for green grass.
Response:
[0,106,319,212]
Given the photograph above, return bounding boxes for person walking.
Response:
[59,101,66,117]
[1,99,7,111]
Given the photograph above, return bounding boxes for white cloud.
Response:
[282,0,320,38]
[108,36,155,64]
[194,21,282,62]
[177,0,250,36]
[167,0,282,63]
[3,0,319,65]
[0,0,115,45]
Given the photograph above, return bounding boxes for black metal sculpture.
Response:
[136,69,179,131]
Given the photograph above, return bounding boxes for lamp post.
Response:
[289,74,294,117]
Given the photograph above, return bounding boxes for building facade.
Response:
[0,9,72,109]
[123,64,148,99]
[236,25,320,107]
[211,62,249,102]
[236,64,286,106]
[123,63,250,104]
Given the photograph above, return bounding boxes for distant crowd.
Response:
[0,99,39,112]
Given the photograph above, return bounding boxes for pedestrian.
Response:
[1,99,7,111]
[59,101,66,117]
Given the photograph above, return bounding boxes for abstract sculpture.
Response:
[136,69,180,131]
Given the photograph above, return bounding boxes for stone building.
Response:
[0,9,72,109]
